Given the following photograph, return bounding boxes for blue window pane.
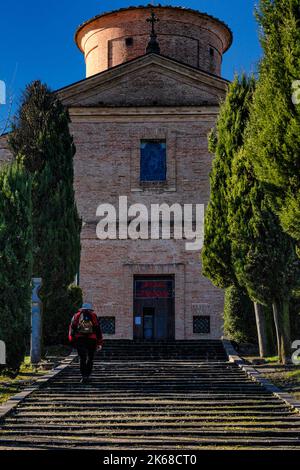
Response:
[140,140,166,182]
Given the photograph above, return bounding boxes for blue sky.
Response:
[0,0,261,126]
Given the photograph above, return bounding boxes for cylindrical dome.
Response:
[75,6,232,78]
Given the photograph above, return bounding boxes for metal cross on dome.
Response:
[146,10,160,54]
[147,10,159,35]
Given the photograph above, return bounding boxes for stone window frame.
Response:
[130,128,177,192]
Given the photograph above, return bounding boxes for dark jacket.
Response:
[69,309,103,347]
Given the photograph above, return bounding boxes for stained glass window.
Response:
[140,140,166,182]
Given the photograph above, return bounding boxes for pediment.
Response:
[56,54,229,107]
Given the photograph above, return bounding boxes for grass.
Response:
[264,356,279,363]
[0,345,71,406]
[240,349,300,401]
[0,356,44,405]
[253,361,300,400]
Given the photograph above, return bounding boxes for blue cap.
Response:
[82,302,93,310]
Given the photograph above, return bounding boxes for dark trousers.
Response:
[76,337,97,377]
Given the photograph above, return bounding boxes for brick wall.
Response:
[76,6,232,77]
[70,108,225,339]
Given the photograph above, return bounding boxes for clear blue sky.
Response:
[0,0,261,125]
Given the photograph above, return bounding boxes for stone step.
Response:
[24,397,282,405]
[12,409,294,417]
[5,417,300,426]
[2,428,300,439]
[8,413,299,421]
[1,350,299,450]
[21,399,289,409]
[0,435,300,448]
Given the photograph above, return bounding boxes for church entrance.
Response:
[133,275,175,340]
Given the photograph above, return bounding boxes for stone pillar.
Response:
[30,278,43,365]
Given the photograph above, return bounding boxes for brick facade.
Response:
[67,107,226,339]
[0,6,232,340]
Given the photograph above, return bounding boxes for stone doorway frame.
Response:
[123,262,186,340]
[133,274,175,341]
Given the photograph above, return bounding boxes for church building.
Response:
[0,5,232,341]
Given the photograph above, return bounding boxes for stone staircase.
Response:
[100,339,227,361]
[0,340,300,450]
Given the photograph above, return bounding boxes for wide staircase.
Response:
[0,340,300,450]
[100,339,227,361]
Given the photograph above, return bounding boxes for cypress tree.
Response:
[8,81,81,345]
[202,75,272,355]
[246,0,300,252]
[224,285,257,344]
[202,75,255,288]
[0,163,32,371]
[228,149,300,363]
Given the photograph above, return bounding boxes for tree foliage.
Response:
[44,284,83,346]
[224,285,257,344]
[229,151,299,306]
[202,75,256,288]
[245,0,300,251]
[9,81,81,345]
[228,147,300,362]
[0,163,32,370]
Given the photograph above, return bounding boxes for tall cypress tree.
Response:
[9,81,81,345]
[0,163,32,371]
[202,75,255,288]
[246,0,300,252]
[228,148,300,363]
[202,75,272,355]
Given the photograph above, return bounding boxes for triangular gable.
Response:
[56,53,229,107]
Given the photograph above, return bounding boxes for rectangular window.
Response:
[140,139,166,182]
[99,316,115,335]
[193,316,210,334]
[125,37,133,46]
